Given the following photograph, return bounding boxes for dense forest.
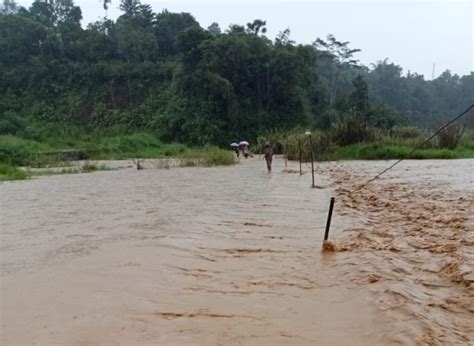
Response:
[1,0,473,146]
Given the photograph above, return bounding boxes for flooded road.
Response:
[1,158,473,344]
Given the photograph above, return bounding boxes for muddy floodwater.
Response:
[1,158,473,344]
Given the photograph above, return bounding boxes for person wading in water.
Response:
[264,142,273,173]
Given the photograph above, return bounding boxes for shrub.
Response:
[438,125,463,149]
[0,112,26,136]
[391,126,422,140]
[0,163,30,181]
[257,128,331,161]
[177,146,235,167]
[331,116,378,146]
[95,132,163,154]
[163,143,187,156]
[0,135,41,165]
[201,146,235,166]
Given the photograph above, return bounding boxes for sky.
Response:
[18,0,474,79]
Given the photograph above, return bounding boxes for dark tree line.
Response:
[1,0,472,145]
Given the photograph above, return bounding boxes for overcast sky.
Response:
[18,0,474,79]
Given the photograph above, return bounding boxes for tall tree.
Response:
[350,75,369,114]
[313,34,360,105]
[0,0,18,14]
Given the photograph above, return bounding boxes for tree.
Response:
[119,0,139,16]
[0,0,19,14]
[313,34,360,105]
[29,0,82,26]
[207,22,221,35]
[246,19,266,35]
[154,10,199,57]
[350,75,369,114]
[275,28,294,47]
[0,4,469,146]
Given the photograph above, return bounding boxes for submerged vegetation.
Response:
[0,0,473,180]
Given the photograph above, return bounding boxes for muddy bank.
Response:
[1,158,472,344]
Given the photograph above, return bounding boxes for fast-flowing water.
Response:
[1,158,472,344]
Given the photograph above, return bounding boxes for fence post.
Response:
[324,197,335,241]
[298,140,302,175]
[309,134,315,188]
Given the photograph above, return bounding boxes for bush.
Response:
[163,143,187,156]
[201,146,236,166]
[0,135,40,165]
[325,143,462,160]
[0,112,26,136]
[0,163,30,181]
[391,126,422,140]
[331,116,378,146]
[257,128,331,161]
[95,132,163,154]
[177,146,235,167]
[438,125,463,149]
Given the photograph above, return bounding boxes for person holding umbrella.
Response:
[230,142,239,157]
[239,141,250,158]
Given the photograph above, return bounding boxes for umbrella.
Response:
[239,141,249,146]
[230,143,239,147]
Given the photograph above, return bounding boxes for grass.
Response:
[323,142,474,161]
[81,162,110,172]
[0,130,235,181]
[0,163,31,181]
[177,146,236,167]
[31,168,81,176]
[1,124,472,181]
[31,163,112,176]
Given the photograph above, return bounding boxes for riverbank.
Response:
[323,141,474,160]
[1,131,473,181]
[0,133,236,181]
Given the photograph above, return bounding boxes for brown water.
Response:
[0,158,472,344]
[317,159,474,344]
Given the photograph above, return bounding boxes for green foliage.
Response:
[437,125,463,149]
[325,143,470,160]
[0,163,30,180]
[177,146,235,167]
[1,3,471,158]
[200,146,236,166]
[0,111,26,135]
[391,126,422,140]
[350,75,369,113]
[0,135,44,165]
[331,116,378,146]
[92,132,162,155]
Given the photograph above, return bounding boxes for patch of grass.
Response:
[324,142,474,160]
[0,135,50,166]
[81,162,99,172]
[89,133,163,158]
[31,168,81,176]
[81,162,110,172]
[30,164,112,177]
[0,163,31,181]
[177,146,235,167]
[86,133,188,160]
